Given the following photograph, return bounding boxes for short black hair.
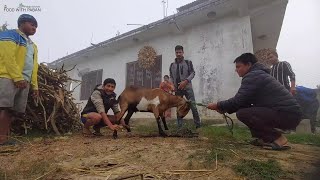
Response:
[18,14,38,27]
[103,78,116,86]
[234,53,258,65]
[175,45,184,51]
[164,75,169,78]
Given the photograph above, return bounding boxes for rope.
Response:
[222,113,234,135]
[190,101,234,135]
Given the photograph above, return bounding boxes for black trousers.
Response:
[236,107,301,143]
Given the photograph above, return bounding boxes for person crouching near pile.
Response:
[206,53,302,151]
[81,78,120,136]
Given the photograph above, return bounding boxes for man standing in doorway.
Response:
[169,45,201,128]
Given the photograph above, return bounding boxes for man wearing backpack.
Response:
[295,86,319,134]
[169,45,201,128]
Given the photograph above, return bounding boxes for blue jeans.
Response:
[176,88,201,128]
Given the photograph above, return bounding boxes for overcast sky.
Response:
[1,0,319,88]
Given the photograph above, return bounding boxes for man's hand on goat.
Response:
[178,80,188,90]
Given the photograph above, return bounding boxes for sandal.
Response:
[263,142,291,151]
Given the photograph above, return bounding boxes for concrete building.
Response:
[50,0,288,119]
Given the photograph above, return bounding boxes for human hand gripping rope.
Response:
[190,101,234,135]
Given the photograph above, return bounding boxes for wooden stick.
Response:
[48,102,61,135]
[104,173,113,180]
[34,168,56,180]
[170,170,214,172]
[0,135,33,146]
[229,149,240,158]
[12,135,34,146]
[192,172,213,179]
[72,82,82,92]
[163,172,187,175]
[38,100,48,130]
[111,173,144,180]
[215,152,218,170]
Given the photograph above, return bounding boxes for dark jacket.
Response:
[218,63,301,115]
[81,85,119,115]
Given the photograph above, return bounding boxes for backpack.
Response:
[169,60,193,77]
[295,86,317,104]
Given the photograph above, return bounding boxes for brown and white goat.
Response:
[117,86,191,137]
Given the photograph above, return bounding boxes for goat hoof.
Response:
[126,132,133,137]
[113,131,118,139]
[160,133,168,137]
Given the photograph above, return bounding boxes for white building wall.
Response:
[67,15,253,119]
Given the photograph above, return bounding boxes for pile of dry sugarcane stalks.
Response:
[11,64,82,135]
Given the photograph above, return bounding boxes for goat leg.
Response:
[116,112,130,131]
[160,115,169,130]
[113,130,118,139]
[156,117,167,137]
[123,110,134,132]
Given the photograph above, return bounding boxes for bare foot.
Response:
[82,127,93,136]
[274,134,288,146]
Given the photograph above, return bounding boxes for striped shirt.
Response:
[270,61,295,90]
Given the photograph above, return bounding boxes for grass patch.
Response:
[0,170,7,180]
[133,119,200,136]
[201,125,251,142]
[133,119,320,147]
[234,159,285,180]
[201,124,320,147]
[287,133,320,146]
[134,124,159,135]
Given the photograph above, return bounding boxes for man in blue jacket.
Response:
[207,53,302,150]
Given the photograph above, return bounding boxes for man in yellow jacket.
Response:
[0,14,39,145]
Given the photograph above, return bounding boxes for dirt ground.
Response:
[0,121,320,180]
